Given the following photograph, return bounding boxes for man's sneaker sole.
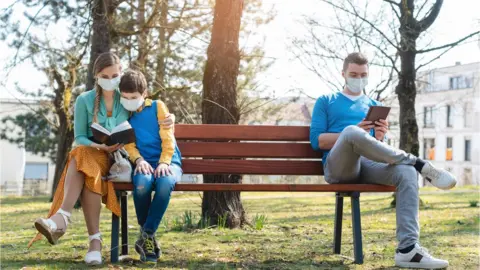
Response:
[396,261,449,269]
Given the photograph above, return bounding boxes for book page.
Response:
[91,122,111,136]
[112,121,133,134]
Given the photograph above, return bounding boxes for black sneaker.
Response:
[135,232,160,263]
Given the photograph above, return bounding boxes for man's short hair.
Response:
[343,52,369,71]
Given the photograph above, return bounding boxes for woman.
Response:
[29,52,174,265]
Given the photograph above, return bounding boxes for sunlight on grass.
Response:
[1,187,479,269]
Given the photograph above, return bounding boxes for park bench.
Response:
[111,124,396,264]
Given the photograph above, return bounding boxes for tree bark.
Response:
[201,0,246,228]
[50,69,75,200]
[86,0,113,90]
[154,0,168,99]
[134,0,148,73]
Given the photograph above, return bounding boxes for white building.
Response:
[0,99,56,196]
[385,62,480,186]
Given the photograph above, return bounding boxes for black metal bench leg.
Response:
[111,212,120,263]
[333,192,344,254]
[121,191,128,256]
[351,192,364,264]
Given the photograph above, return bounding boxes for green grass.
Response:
[1,187,479,269]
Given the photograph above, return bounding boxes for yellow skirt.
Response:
[28,146,120,247]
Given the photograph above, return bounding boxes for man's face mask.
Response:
[346,77,368,94]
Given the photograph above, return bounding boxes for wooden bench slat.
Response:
[182,159,323,175]
[178,142,322,158]
[113,183,396,192]
[175,124,310,141]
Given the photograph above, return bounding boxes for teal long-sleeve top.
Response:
[74,89,130,146]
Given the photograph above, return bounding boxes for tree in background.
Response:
[293,0,479,206]
[1,0,275,198]
[0,0,91,198]
[294,0,479,156]
[201,0,246,228]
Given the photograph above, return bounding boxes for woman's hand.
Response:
[135,159,154,175]
[155,163,172,178]
[159,113,175,129]
[94,143,123,153]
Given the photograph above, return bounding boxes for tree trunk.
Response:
[51,127,74,198]
[391,23,421,207]
[50,69,74,200]
[86,0,113,90]
[154,0,168,99]
[395,50,419,156]
[201,0,246,228]
[135,0,148,73]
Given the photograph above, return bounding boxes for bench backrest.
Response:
[175,124,323,175]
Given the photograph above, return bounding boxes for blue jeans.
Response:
[132,163,182,235]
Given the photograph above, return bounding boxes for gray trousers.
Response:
[324,125,419,249]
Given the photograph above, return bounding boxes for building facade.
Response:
[0,99,56,196]
[385,62,480,186]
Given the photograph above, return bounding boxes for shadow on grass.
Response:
[1,257,351,270]
[118,257,350,270]
[0,196,48,206]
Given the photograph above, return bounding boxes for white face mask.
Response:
[97,77,121,91]
[346,77,368,94]
[120,97,144,111]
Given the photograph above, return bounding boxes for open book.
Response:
[91,121,136,146]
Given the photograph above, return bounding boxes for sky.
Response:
[0,0,479,100]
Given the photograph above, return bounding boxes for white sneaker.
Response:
[421,162,456,190]
[395,244,449,269]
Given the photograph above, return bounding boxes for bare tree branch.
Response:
[417,0,443,32]
[321,0,399,50]
[11,1,50,69]
[417,31,480,53]
[383,0,399,6]
[416,46,455,71]
[415,0,430,20]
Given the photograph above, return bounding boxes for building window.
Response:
[446,105,452,127]
[424,106,434,128]
[446,137,453,161]
[464,102,472,128]
[465,139,471,161]
[423,138,435,160]
[450,77,459,89]
[24,163,49,181]
[449,76,462,89]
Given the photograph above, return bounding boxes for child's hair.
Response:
[93,52,121,123]
[119,69,148,95]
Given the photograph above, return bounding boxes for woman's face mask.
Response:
[97,77,121,91]
[96,64,122,91]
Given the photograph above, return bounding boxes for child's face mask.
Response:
[120,96,144,111]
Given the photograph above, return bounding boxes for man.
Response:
[310,52,456,269]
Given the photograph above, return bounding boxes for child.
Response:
[120,70,182,263]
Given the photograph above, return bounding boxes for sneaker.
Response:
[395,244,449,269]
[421,162,456,190]
[135,232,160,263]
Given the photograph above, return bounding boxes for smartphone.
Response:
[365,106,391,123]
